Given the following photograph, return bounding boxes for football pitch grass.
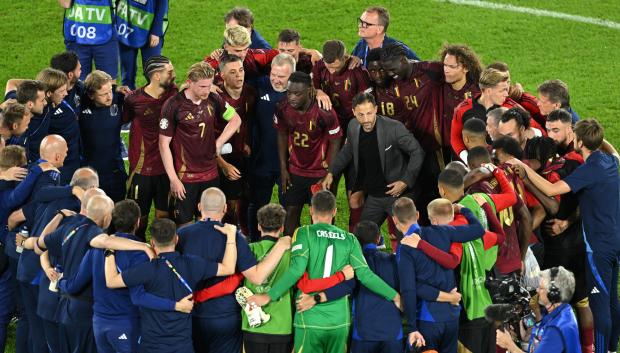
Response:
[1,0,619,351]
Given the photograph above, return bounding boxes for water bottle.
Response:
[16,227,28,254]
[49,265,63,293]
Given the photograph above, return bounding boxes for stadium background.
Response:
[0,0,619,351]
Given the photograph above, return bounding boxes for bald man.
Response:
[9,166,97,353]
[36,192,154,353]
[176,187,291,353]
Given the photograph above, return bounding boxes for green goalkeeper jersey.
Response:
[268,223,397,330]
[243,237,292,335]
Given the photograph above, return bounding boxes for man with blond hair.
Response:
[159,61,242,225]
[451,67,522,163]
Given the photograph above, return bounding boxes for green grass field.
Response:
[1,0,619,351]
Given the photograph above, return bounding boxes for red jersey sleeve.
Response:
[481,201,505,249]
[518,92,545,128]
[418,240,463,269]
[204,56,219,70]
[273,103,288,132]
[121,93,135,124]
[193,273,244,303]
[320,109,343,140]
[159,95,178,137]
[546,171,562,202]
[252,49,279,69]
[354,67,371,92]
[296,271,345,294]
[312,61,323,90]
[488,168,518,211]
[451,100,469,157]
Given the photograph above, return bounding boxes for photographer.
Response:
[496,266,580,353]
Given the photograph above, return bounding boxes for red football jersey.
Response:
[382,61,444,152]
[438,80,480,152]
[159,91,227,183]
[215,84,257,164]
[205,49,279,80]
[274,101,342,178]
[517,92,545,127]
[123,85,178,176]
[451,95,522,157]
[296,53,314,74]
[312,58,370,132]
[469,175,524,275]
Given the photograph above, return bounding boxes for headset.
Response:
[547,267,561,304]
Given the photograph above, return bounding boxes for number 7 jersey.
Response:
[273,100,342,178]
[268,223,398,330]
[159,90,227,183]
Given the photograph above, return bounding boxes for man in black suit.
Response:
[322,92,424,237]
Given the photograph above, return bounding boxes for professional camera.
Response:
[484,274,533,330]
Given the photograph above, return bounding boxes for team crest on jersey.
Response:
[110,104,119,116]
[74,94,80,107]
[184,113,195,121]
[308,119,316,131]
[160,118,169,129]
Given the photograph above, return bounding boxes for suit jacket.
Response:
[329,115,424,189]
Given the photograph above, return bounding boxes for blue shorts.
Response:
[418,320,459,353]
[351,339,403,353]
[93,316,140,353]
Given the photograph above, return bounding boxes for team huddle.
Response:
[0,2,619,353]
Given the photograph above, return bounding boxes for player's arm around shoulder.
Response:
[348,234,398,301]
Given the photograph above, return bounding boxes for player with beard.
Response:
[545,109,618,160]
[79,70,128,202]
[517,136,593,353]
[365,47,415,242]
[274,72,342,236]
[159,61,241,226]
[498,107,545,153]
[215,55,257,232]
[507,119,620,353]
[124,55,177,239]
[4,80,56,164]
[50,51,84,111]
